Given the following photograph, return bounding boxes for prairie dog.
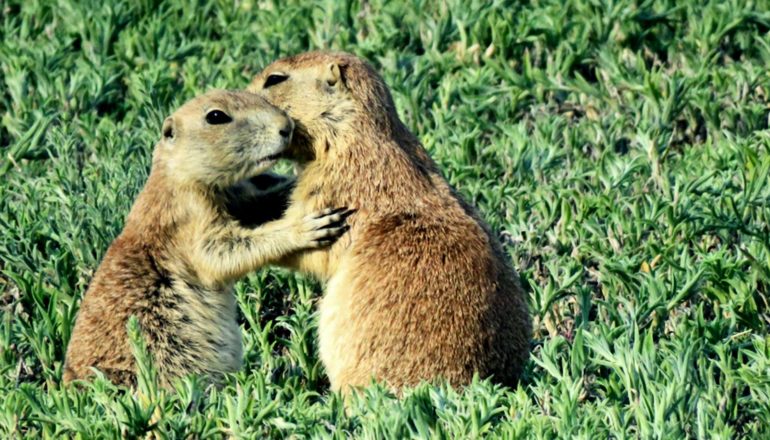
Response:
[63,90,350,387]
[247,52,531,392]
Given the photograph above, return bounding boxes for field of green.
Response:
[2,0,770,437]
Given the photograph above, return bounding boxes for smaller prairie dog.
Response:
[63,90,351,387]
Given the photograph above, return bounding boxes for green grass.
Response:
[2,0,770,437]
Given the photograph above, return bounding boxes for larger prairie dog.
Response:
[63,90,350,387]
[247,52,531,391]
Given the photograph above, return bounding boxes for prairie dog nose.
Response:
[279,122,293,139]
[275,113,294,139]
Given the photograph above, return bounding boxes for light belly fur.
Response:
[175,282,243,375]
[317,261,359,390]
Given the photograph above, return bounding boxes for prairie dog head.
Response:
[158,89,293,189]
[247,52,399,163]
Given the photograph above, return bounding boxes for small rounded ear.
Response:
[324,62,343,87]
[162,116,175,141]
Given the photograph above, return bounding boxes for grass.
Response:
[1,0,770,437]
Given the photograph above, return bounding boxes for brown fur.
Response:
[247,52,531,391]
[63,90,349,387]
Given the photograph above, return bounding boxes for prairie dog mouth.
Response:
[248,172,285,190]
[257,152,283,163]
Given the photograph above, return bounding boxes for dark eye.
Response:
[206,110,232,125]
[263,73,288,88]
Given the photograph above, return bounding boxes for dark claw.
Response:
[332,225,350,237]
[314,206,349,219]
[318,220,345,230]
[314,225,350,246]
[316,210,355,230]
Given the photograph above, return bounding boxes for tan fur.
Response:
[247,52,531,392]
[63,90,348,387]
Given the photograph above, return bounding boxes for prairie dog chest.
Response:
[168,279,243,374]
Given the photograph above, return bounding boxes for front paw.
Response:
[298,207,354,248]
